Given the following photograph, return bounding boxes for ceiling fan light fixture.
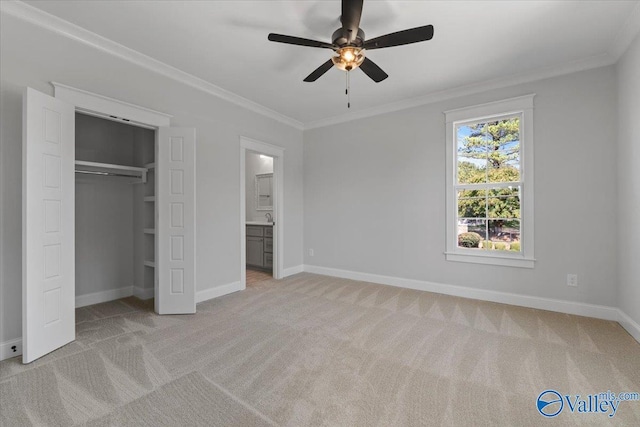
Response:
[332,47,365,71]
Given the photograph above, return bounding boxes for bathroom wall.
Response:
[245,151,274,222]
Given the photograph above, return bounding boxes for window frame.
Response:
[444,94,535,268]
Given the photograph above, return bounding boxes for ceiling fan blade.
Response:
[359,57,388,83]
[363,25,434,50]
[268,33,334,49]
[341,0,364,43]
[303,59,335,82]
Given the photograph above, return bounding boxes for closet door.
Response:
[22,87,75,363]
[156,127,196,314]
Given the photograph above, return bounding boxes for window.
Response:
[445,95,535,268]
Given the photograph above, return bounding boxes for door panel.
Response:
[22,87,75,363]
[156,127,196,314]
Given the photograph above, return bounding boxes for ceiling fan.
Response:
[267,0,434,84]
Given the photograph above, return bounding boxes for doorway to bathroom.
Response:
[239,137,284,289]
[246,151,273,286]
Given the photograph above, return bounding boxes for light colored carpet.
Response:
[1,273,639,426]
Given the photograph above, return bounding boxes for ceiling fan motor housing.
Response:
[332,28,365,47]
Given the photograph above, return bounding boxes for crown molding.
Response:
[3,1,633,133]
[608,1,640,61]
[303,52,615,130]
[0,0,304,130]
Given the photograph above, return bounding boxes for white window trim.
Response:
[444,94,536,268]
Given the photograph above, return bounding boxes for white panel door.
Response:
[22,87,75,363]
[156,127,196,314]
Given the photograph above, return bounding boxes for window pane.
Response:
[458,204,485,218]
[487,196,520,219]
[457,189,486,218]
[457,124,489,156]
[457,122,490,184]
[486,117,520,183]
[457,156,486,184]
[488,219,520,251]
[457,219,486,249]
[488,163,520,183]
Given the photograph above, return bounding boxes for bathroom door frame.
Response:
[239,136,284,287]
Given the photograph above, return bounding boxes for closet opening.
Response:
[74,112,156,306]
[23,85,196,363]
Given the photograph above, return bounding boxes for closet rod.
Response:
[75,170,141,179]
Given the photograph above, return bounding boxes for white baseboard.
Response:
[5,272,637,363]
[617,309,640,343]
[196,281,243,303]
[75,286,133,308]
[133,286,154,300]
[283,265,304,277]
[303,265,621,322]
[0,338,22,361]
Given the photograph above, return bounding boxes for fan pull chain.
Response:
[345,71,351,108]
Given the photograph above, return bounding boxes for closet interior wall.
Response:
[75,113,155,302]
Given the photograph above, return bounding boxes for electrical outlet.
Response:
[567,274,578,287]
[308,248,314,257]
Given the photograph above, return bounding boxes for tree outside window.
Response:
[456,116,521,251]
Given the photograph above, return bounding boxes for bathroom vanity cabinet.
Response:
[246,224,273,270]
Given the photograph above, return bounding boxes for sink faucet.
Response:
[265,213,272,222]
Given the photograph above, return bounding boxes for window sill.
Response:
[445,251,535,269]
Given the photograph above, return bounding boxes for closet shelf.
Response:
[144,260,155,268]
[145,162,156,169]
[144,196,155,202]
[144,228,155,235]
[75,161,148,183]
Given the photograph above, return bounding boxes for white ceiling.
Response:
[19,0,640,127]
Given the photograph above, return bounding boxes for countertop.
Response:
[246,221,274,226]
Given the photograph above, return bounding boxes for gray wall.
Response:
[75,113,147,297]
[0,13,304,345]
[304,66,618,308]
[76,178,134,296]
[617,33,640,326]
[245,151,274,221]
